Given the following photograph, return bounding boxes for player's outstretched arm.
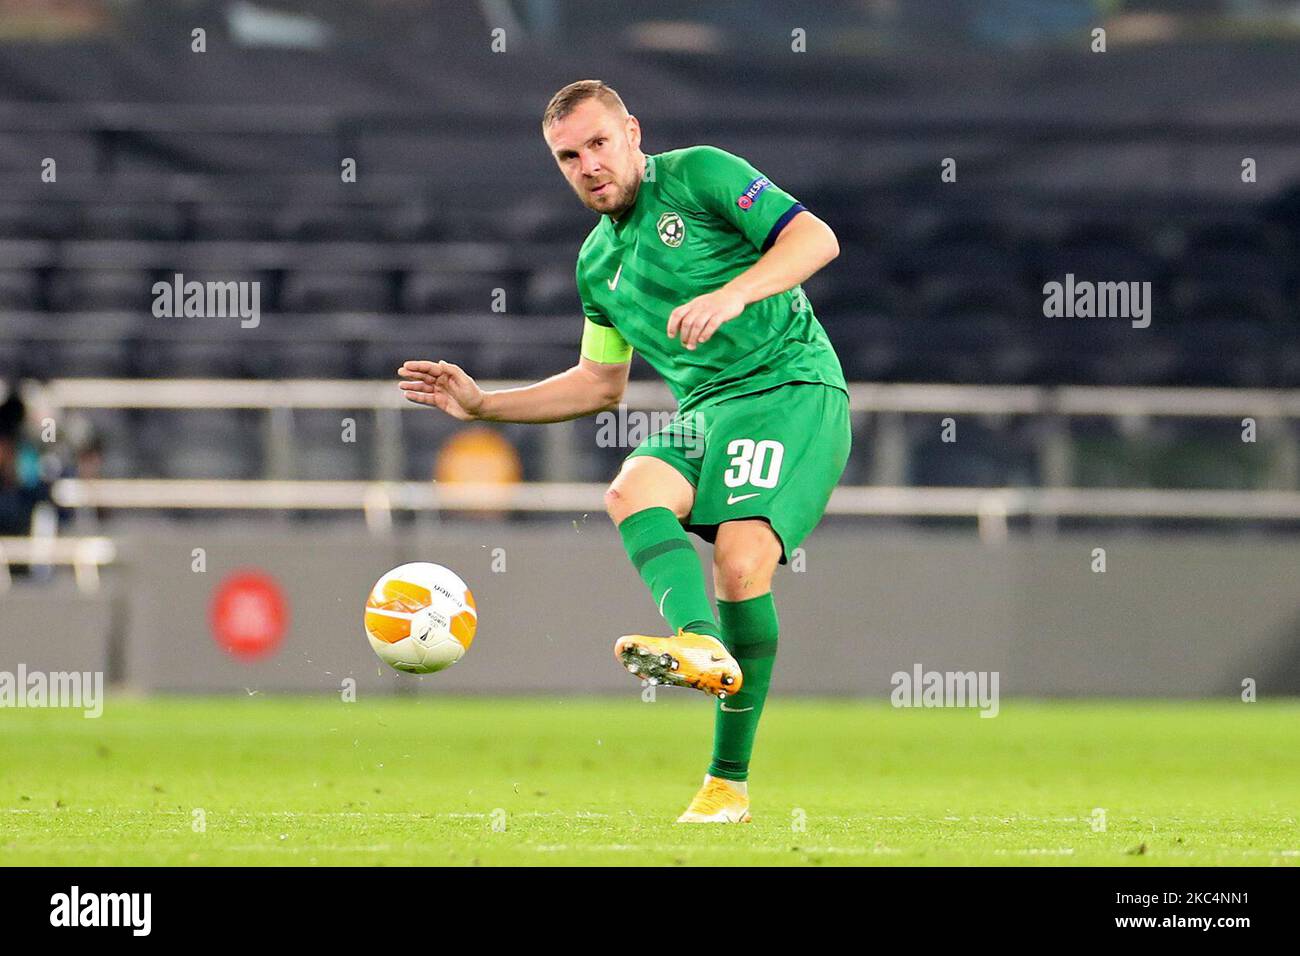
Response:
[669,210,839,350]
[398,357,628,424]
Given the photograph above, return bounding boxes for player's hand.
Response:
[666,288,746,350]
[397,360,485,421]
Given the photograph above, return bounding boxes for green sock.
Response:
[617,506,720,639]
[708,593,779,781]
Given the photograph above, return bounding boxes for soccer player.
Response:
[399,80,849,823]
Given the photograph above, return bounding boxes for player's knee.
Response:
[603,483,632,523]
[713,538,780,599]
[605,483,690,524]
[605,465,693,523]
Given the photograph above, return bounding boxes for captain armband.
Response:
[580,318,633,364]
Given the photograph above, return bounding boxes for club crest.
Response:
[657,211,685,247]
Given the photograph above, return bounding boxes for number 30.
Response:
[723,438,785,488]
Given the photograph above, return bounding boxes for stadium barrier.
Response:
[6,379,1296,697]
[2,526,1296,697]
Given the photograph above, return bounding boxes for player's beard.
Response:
[577,170,640,218]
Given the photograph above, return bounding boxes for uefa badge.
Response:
[736,175,771,211]
[657,211,685,247]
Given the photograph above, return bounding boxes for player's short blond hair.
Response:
[542,80,628,131]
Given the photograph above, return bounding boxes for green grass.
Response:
[1,696,1297,866]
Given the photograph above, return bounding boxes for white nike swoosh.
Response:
[606,263,623,291]
[720,703,754,713]
[657,587,672,617]
[726,492,760,505]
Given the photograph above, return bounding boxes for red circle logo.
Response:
[737,195,753,209]
[209,570,289,660]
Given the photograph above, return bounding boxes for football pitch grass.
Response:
[2,696,1297,867]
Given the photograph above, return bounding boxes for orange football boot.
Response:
[677,775,752,824]
[614,628,743,699]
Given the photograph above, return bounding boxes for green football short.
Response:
[625,382,852,564]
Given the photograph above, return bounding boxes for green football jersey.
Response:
[575,146,847,412]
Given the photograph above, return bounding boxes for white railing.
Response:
[48,479,1300,539]
[30,378,1300,417]
[0,535,116,593]
[18,379,1300,536]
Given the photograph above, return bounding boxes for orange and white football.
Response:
[364,563,477,674]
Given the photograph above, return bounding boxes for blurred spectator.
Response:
[435,426,523,519]
[0,0,108,39]
[0,387,51,536]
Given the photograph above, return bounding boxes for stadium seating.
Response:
[0,188,1290,400]
[0,26,1296,494]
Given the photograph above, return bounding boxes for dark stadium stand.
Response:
[0,3,1297,495]
[0,192,1293,386]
